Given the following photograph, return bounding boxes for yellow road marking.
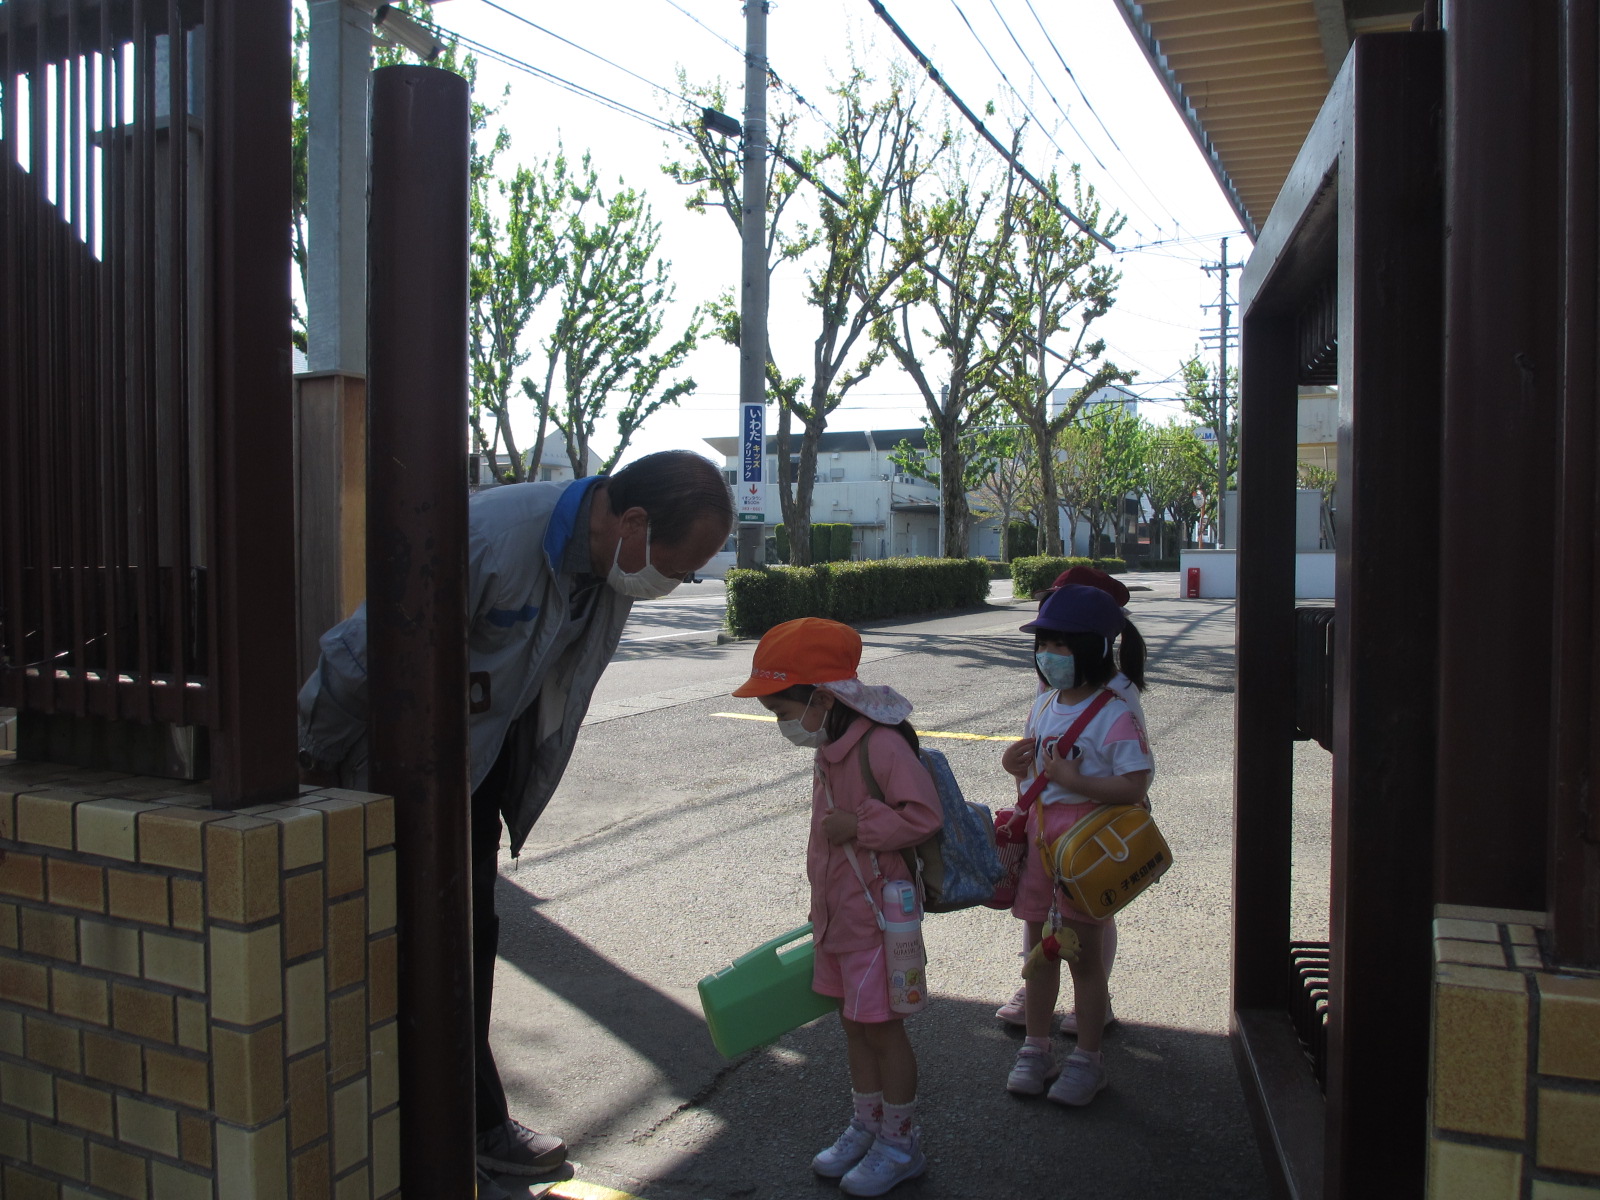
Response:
[545,1183,641,1200]
[710,712,1012,742]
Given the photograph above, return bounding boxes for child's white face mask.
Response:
[778,694,829,748]
[1036,650,1078,691]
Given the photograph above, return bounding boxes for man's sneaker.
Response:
[839,1131,927,1197]
[812,1118,878,1178]
[995,986,1028,1025]
[1059,1000,1116,1036]
[1006,1043,1059,1096]
[476,1166,513,1200]
[476,1118,568,1176]
[1047,1050,1109,1106]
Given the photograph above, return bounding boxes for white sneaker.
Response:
[839,1131,927,1197]
[1059,1000,1116,1036]
[812,1119,877,1178]
[1047,1050,1108,1106]
[1006,1043,1059,1095]
[994,985,1028,1025]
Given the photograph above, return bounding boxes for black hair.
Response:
[776,684,920,753]
[1033,630,1118,690]
[1119,619,1147,691]
[607,450,734,546]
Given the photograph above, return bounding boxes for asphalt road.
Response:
[481,574,1333,1200]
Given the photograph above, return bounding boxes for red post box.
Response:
[1185,567,1201,598]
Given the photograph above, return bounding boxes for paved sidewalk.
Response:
[479,571,1330,1199]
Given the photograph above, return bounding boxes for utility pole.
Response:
[1201,237,1237,547]
[735,1,770,567]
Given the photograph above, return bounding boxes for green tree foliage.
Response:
[1179,354,1239,545]
[996,169,1129,555]
[1141,423,1211,556]
[969,425,1043,562]
[1060,403,1148,556]
[871,141,1023,557]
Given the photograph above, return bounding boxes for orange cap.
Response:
[731,617,861,697]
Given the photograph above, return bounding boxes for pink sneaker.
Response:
[1059,1001,1116,1036]
[994,986,1028,1025]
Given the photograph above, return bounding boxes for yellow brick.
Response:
[282,870,324,960]
[77,799,161,861]
[47,857,106,911]
[1532,1182,1600,1199]
[0,788,13,839]
[331,1077,368,1172]
[0,1060,55,1116]
[25,1013,82,1072]
[1537,971,1600,1082]
[0,900,17,948]
[90,1140,150,1199]
[365,795,394,849]
[367,849,396,934]
[81,918,141,976]
[213,1023,285,1125]
[83,1029,144,1090]
[20,904,77,960]
[52,967,110,1025]
[209,925,282,1025]
[169,878,203,932]
[113,982,176,1043]
[216,1117,287,1200]
[175,997,207,1052]
[258,805,323,870]
[304,799,365,897]
[284,958,326,1056]
[327,895,366,990]
[1427,1139,1522,1200]
[370,1020,399,1113]
[180,1113,212,1168]
[1434,917,1501,943]
[0,851,45,900]
[32,1120,87,1181]
[369,933,397,1024]
[107,868,170,926]
[3,1164,58,1200]
[328,987,366,1083]
[1537,1087,1600,1175]
[117,1093,179,1156]
[0,1007,20,1054]
[372,1106,401,1196]
[287,1050,328,1149]
[206,817,282,925]
[0,955,49,1008]
[143,930,206,992]
[138,808,222,872]
[1436,937,1507,967]
[0,1107,25,1158]
[146,1046,210,1110]
[57,1078,116,1137]
[335,1165,370,1200]
[291,1143,329,1199]
[1432,980,1529,1138]
[15,788,85,848]
[152,1162,211,1200]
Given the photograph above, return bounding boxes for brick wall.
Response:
[1428,904,1600,1199]
[0,755,399,1198]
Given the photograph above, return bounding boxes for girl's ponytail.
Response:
[1120,618,1147,691]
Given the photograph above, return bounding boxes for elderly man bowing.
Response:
[297,450,734,1191]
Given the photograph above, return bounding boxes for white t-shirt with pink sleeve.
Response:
[1022,686,1155,808]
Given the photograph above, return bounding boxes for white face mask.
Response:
[1036,650,1078,691]
[607,521,681,600]
[778,694,829,748]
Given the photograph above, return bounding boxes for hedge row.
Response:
[773,522,854,564]
[725,557,992,639]
[1009,555,1128,598]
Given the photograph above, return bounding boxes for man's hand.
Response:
[821,809,859,845]
[1001,737,1037,779]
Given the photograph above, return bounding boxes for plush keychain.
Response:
[1021,914,1079,979]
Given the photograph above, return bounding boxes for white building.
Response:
[703,427,1003,560]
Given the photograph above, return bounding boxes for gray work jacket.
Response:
[297,476,631,853]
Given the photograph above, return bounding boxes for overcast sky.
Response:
[413,0,1248,465]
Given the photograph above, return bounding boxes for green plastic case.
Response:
[697,923,837,1057]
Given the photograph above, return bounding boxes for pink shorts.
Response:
[813,944,895,1023]
[1011,800,1110,925]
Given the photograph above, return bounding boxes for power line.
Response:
[477,0,699,107]
[946,0,1078,170]
[865,0,1115,252]
[658,0,745,57]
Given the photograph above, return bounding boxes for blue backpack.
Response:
[857,739,1004,913]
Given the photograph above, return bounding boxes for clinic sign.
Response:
[739,402,765,523]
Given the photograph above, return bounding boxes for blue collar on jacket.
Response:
[543,474,607,569]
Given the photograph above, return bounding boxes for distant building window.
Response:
[724,469,737,485]
[540,468,553,482]
[831,467,845,480]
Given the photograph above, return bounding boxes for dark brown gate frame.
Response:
[1233,33,1444,1200]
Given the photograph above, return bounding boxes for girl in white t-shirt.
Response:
[998,585,1153,1107]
